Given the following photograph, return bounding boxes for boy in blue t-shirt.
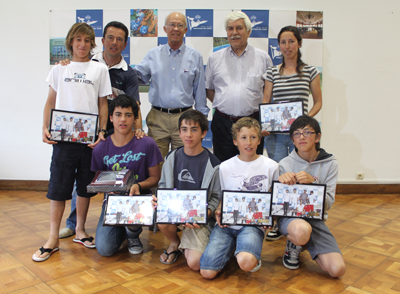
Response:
[33,22,112,262]
[91,95,163,256]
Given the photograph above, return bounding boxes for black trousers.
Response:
[211,110,264,162]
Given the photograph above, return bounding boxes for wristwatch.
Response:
[99,129,108,135]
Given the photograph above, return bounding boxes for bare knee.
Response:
[237,252,258,272]
[200,269,218,280]
[186,256,200,271]
[288,220,312,245]
[327,261,346,278]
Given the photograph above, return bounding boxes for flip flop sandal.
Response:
[73,236,96,248]
[159,249,181,264]
[32,247,59,262]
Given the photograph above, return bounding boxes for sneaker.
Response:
[127,238,143,255]
[250,260,262,272]
[265,226,283,241]
[59,227,75,239]
[283,240,301,270]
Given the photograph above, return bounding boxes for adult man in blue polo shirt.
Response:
[135,12,209,159]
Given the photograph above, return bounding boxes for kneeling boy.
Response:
[278,115,345,278]
[155,110,221,270]
[91,94,163,256]
[200,117,279,279]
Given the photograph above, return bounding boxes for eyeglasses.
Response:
[167,23,185,30]
[292,131,316,138]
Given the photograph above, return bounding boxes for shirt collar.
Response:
[229,43,249,57]
[92,51,128,71]
[166,42,185,56]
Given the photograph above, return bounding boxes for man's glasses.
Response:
[292,131,316,138]
[167,23,185,30]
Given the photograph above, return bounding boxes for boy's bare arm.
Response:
[42,86,57,145]
[129,164,161,196]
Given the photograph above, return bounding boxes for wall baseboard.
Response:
[0,180,399,194]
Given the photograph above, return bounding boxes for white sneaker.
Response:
[250,260,262,272]
[59,227,75,239]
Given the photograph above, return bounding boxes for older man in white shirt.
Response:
[205,11,273,162]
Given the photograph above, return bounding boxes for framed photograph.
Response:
[87,170,135,194]
[221,190,273,226]
[270,181,326,220]
[259,101,304,133]
[155,189,208,225]
[49,109,98,144]
[103,194,154,226]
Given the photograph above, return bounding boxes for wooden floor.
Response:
[1,191,400,294]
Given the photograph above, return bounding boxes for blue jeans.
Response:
[96,196,142,256]
[66,183,77,231]
[200,225,264,271]
[265,134,295,163]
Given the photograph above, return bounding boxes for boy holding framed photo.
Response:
[154,110,221,270]
[200,118,278,279]
[33,23,112,262]
[277,115,346,277]
[91,94,163,256]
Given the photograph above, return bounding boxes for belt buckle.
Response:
[168,108,172,114]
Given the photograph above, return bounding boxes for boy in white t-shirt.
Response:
[200,117,278,279]
[33,23,112,262]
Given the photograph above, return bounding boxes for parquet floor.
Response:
[1,191,400,294]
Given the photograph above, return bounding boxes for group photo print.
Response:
[103,194,154,226]
[49,109,98,144]
[259,101,304,133]
[270,181,326,220]
[156,189,208,224]
[221,190,273,226]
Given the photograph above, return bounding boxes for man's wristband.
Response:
[135,182,142,193]
[99,129,108,135]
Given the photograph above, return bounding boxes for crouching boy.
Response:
[154,110,221,270]
[278,115,345,277]
[200,117,279,279]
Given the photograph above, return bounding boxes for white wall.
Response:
[1,0,399,184]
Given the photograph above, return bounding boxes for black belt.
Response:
[153,106,191,114]
[215,109,259,122]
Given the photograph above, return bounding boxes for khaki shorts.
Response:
[179,225,210,254]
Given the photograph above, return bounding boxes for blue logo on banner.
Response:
[202,121,213,149]
[122,38,130,65]
[268,38,282,66]
[185,9,213,37]
[76,10,103,37]
[242,10,269,38]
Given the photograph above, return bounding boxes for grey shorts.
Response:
[279,217,341,260]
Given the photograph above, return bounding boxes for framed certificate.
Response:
[221,190,273,226]
[87,170,135,194]
[103,194,154,226]
[49,109,98,144]
[270,181,326,220]
[259,101,304,133]
[155,189,208,225]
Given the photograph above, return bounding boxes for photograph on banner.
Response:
[49,39,72,65]
[271,181,326,220]
[87,170,135,194]
[221,190,273,226]
[76,10,103,37]
[49,109,98,144]
[296,11,323,39]
[213,37,229,52]
[185,9,213,37]
[259,101,304,133]
[130,9,158,37]
[103,194,154,226]
[156,189,208,225]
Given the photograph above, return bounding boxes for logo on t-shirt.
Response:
[178,169,195,184]
[64,73,94,85]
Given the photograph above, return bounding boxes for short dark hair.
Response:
[109,95,139,119]
[289,115,321,150]
[103,21,129,43]
[178,110,208,133]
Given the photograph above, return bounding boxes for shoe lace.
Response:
[128,238,140,247]
[287,242,301,260]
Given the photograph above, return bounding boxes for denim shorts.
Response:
[200,225,264,271]
[279,217,341,260]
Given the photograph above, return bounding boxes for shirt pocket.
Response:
[245,72,263,93]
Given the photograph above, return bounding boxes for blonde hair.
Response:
[65,23,96,56]
[232,117,261,140]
